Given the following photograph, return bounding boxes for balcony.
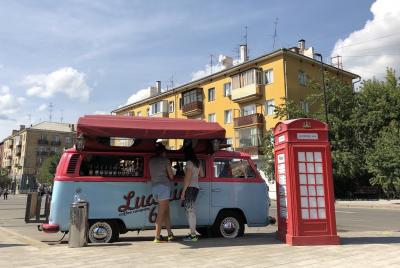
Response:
[38,139,49,145]
[4,160,11,167]
[234,113,264,128]
[231,84,263,103]
[51,140,62,146]
[36,151,49,156]
[182,101,203,117]
[8,144,13,149]
[150,112,169,118]
[236,146,263,156]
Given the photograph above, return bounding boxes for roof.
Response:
[77,115,226,139]
[113,48,359,113]
[30,121,75,132]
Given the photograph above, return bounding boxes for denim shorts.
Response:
[152,184,171,202]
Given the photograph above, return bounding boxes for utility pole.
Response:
[49,102,53,122]
[273,18,278,49]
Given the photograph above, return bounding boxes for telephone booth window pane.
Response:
[317,197,325,207]
[300,174,307,184]
[279,185,287,196]
[300,186,308,196]
[301,209,309,219]
[314,152,322,162]
[280,208,287,218]
[309,197,317,207]
[317,186,324,196]
[316,174,323,184]
[299,163,306,173]
[279,174,286,184]
[301,197,308,208]
[307,174,315,184]
[310,209,318,219]
[298,152,305,162]
[280,197,287,207]
[307,163,315,173]
[308,185,316,196]
[315,163,323,173]
[306,152,314,162]
[318,209,326,219]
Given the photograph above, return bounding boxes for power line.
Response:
[335,32,400,50]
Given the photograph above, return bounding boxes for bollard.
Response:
[68,200,88,248]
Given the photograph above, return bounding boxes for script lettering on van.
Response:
[117,186,183,223]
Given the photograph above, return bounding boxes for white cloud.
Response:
[93,110,108,115]
[125,88,150,105]
[37,104,47,111]
[0,85,25,118]
[23,67,91,102]
[190,55,239,81]
[331,0,400,79]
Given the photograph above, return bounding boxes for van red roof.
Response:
[77,115,226,139]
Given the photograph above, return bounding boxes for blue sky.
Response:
[2,0,396,140]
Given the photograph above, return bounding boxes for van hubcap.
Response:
[88,222,112,243]
[220,217,239,238]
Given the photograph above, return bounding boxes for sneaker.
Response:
[153,235,166,243]
[167,233,175,241]
[182,234,198,242]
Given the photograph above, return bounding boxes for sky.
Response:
[1,0,399,140]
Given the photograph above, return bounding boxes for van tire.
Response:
[213,211,245,239]
[88,221,118,243]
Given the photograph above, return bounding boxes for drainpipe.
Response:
[283,56,289,119]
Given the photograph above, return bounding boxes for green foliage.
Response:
[259,130,275,182]
[0,168,11,188]
[366,122,400,192]
[37,153,61,185]
[268,68,400,197]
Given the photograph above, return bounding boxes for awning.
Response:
[77,115,226,139]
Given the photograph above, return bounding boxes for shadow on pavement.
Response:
[341,236,400,245]
[0,243,28,248]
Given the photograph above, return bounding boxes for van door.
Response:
[211,157,266,224]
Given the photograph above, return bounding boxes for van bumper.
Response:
[41,223,60,233]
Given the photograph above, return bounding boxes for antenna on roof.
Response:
[209,54,215,75]
[272,18,278,49]
[170,73,174,89]
[49,102,53,122]
[60,109,64,123]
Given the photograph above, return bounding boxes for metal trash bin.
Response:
[68,200,88,248]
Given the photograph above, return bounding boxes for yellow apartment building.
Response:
[112,40,358,158]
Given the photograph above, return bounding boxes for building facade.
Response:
[1,122,76,193]
[112,40,358,159]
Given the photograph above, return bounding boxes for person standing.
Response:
[181,147,204,242]
[149,144,175,243]
[3,189,8,200]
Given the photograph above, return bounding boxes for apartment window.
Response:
[223,82,231,97]
[298,70,307,86]
[224,110,232,124]
[301,101,309,114]
[137,111,142,117]
[226,138,233,151]
[168,101,174,113]
[265,99,275,116]
[150,102,161,114]
[183,89,202,105]
[128,111,135,116]
[241,104,256,116]
[146,108,150,116]
[231,68,263,89]
[179,98,182,110]
[235,127,262,148]
[54,135,60,142]
[208,88,215,101]
[264,69,274,84]
[208,113,216,122]
[66,137,72,145]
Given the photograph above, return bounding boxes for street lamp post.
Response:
[314,53,329,125]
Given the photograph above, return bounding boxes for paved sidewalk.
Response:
[335,199,400,210]
[1,226,400,267]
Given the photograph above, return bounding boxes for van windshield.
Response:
[79,155,144,177]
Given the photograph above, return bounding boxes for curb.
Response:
[0,226,50,248]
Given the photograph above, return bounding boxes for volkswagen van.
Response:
[39,115,274,243]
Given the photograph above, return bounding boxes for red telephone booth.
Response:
[273,118,339,246]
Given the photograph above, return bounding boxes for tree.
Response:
[0,168,12,188]
[366,122,400,193]
[259,130,275,182]
[37,153,62,185]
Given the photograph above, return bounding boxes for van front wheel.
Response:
[213,212,244,239]
[88,221,117,243]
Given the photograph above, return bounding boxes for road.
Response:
[1,194,400,244]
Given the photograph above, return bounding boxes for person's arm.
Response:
[181,162,193,200]
[199,163,205,178]
[166,165,174,181]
